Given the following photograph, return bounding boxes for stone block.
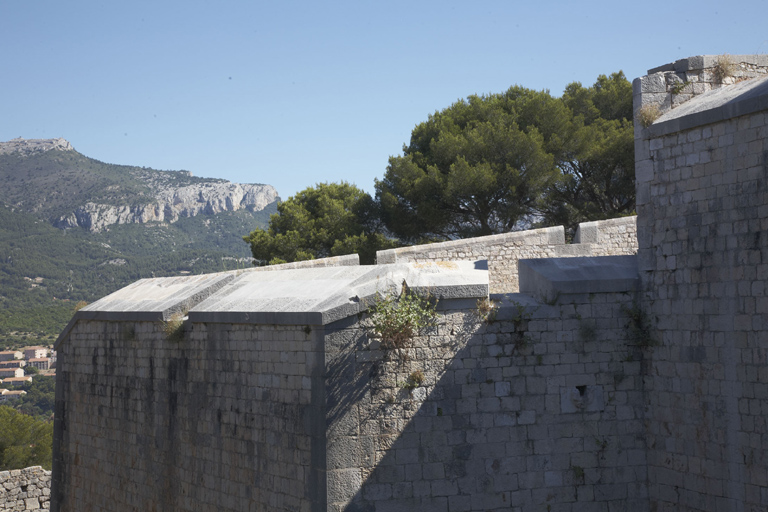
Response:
[641,73,668,93]
[560,386,605,414]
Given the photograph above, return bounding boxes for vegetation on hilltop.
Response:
[0,203,275,348]
[0,149,234,220]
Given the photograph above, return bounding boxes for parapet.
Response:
[56,261,489,347]
[376,218,637,293]
[633,54,768,125]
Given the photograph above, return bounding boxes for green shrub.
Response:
[367,285,437,360]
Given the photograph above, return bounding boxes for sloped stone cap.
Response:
[56,261,489,345]
[650,74,768,137]
[519,255,638,301]
[188,261,489,326]
[55,272,237,347]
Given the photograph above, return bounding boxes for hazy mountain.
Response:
[0,138,279,347]
[0,137,278,231]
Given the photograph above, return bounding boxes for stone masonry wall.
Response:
[636,105,768,507]
[375,228,567,292]
[574,217,638,257]
[0,466,51,511]
[323,293,648,512]
[376,220,637,294]
[634,55,768,115]
[52,321,325,512]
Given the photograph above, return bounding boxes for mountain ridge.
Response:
[0,138,278,347]
[0,138,278,232]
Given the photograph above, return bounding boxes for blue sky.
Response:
[1,0,766,199]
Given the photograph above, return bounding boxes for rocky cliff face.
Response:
[54,182,278,231]
[0,137,279,232]
[0,137,74,155]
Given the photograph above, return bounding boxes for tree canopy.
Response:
[243,182,396,265]
[539,72,635,230]
[244,72,634,263]
[376,72,635,242]
[0,405,53,470]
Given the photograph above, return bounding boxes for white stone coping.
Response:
[55,262,489,344]
[518,255,639,303]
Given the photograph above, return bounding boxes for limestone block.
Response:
[560,386,605,413]
[641,73,668,93]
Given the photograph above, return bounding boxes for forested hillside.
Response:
[0,142,277,348]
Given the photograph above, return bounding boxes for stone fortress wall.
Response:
[245,217,637,292]
[0,466,51,511]
[376,217,638,293]
[324,280,648,512]
[635,54,768,511]
[46,54,768,512]
[51,260,648,512]
[52,321,323,511]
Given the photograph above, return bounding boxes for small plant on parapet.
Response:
[635,104,661,128]
[475,297,497,323]
[163,313,186,342]
[670,80,691,95]
[712,54,736,83]
[510,300,533,330]
[366,282,438,361]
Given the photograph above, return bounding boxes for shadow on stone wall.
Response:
[328,295,648,512]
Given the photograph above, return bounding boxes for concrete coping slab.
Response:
[188,261,489,326]
[56,261,490,343]
[518,255,638,302]
[649,74,768,137]
[55,271,238,348]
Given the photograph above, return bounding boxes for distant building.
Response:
[23,346,48,360]
[0,360,26,369]
[0,389,26,401]
[0,368,24,379]
[1,376,32,387]
[28,357,50,371]
[50,350,57,368]
[0,350,22,362]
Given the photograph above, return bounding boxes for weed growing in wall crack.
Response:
[475,297,497,323]
[401,369,425,390]
[670,80,691,95]
[635,104,661,128]
[366,285,437,360]
[712,54,736,83]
